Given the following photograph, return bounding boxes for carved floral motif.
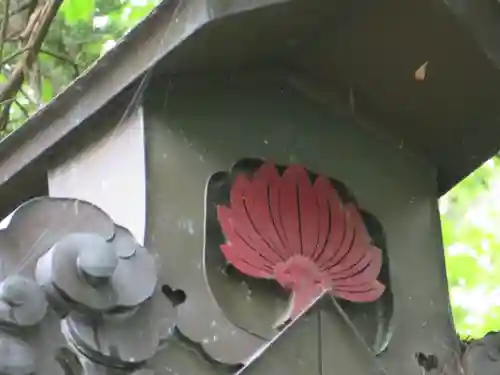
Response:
[166,158,392,366]
[217,161,385,326]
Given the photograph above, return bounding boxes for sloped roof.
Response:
[0,0,499,194]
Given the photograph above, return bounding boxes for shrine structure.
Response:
[0,0,500,374]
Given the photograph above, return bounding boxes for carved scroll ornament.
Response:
[0,197,175,374]
[0,275,48,375]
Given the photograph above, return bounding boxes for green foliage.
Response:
[61,0,96,24]
[441,158,500,338]
[0,0,160,138]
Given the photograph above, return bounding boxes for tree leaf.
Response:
[61,0,96,24]
[41,78,53,103]
[443,158,500,339]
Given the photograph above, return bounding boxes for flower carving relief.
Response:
[183,158,394,364]
[166,158,393,366]
[216,161,385,326]
[0,197,176,374]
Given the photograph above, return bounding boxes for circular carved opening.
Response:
[204,158,394,350]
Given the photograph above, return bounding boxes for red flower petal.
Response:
[311,176,346,262]
[220,244,273,278]
[227,175,282,264]
[321,207,375,273]
[267,163,292,260]
[244,163,287,261]
[216,161,386,309]
[277,165,303,258]
[332,280,385,302]
[316,202,356,269]
[329,247,383,285]
[295,165,320,258]
[217,206,274,277]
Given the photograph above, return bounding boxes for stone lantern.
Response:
[0,0,500,374]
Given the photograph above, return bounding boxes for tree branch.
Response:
[0,100,12,130]
[19,86,37,107]
[40,48,79,76]
[9,1,35,18]
[1,45,29,65]
[0,0,11,63]
[0,0,63,130]
[14,99,29,117]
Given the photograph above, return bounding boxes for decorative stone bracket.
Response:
[0,197,175,374]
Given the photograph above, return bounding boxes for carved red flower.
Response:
[217,161,385,325]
